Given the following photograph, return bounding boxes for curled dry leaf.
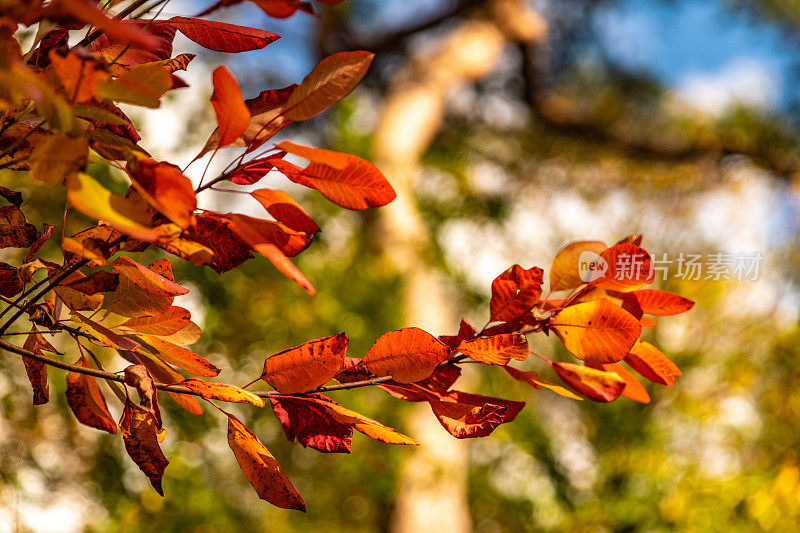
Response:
[120,398,169,496]
[0,206,39,249]
[123,364,162,428]
[66,355,117,434]
[550,298,642,364]
[362,327,450,383]
[22,326,59,405]
[490,264,544,322]
[260,332,347,393]
[226,412,306,511]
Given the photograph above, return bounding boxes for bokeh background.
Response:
[3,0,800,531]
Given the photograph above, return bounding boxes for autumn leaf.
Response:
[457,333,528,365]
[590,243,654,292]
[260,333,347,393]
[226,412,306,511]
[269,393,353,453]
[135,352,203,415]
[548,361,626,402]
[631,289,695,316]
[29,132,88,186]
[126,157,197,229]
[363,327,450,383]
[222,152,285,185]
[0,263,22,298]
[490,265,544,322]
[25,223,54,263]
[187,212,254,273]
[97,63,173,108]
[283,51,373,121]
[624,340,681,386]
[92,20,176,66]
[63,270,119,295]
[0,185,22,207]
[550,298,642,364]
[438,319,477,349]
[177,379,264,407]
[66,355,117,434]
[600,362,650,404]
[116,306,191,337]
[275,140,350,169]
[136,334,220,377]
[123,364,163,428]
[0,206,39,249]
[308,396,418,445]
[21,326,59,405]
[168,17,280,52]
[211,66,250,147]
[120,398,169,495]
[428,398,507,439]
[549,240,607,292]
[251,189,320,233]
[65,172,159,242]
[271,146,396,210]
[503,365,582,400]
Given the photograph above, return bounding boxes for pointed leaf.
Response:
[120,398,169,495]
[138,334,220,377]
[168,17,280,53]
[211,66,250,147]
[456,333,528,365]
[600,362,650,404]
[123,364,162,428]
[363,327,450,383]
[226,413,306,511]
[631,289,695,316]
[260,333,347,393]
[116,306,191,336]
[126,157,197,229]
[624,340,681,386]
[251,189,320,233]
[66,355,117,434]
[269,393,353,453]
[22,326,58,405]
[178,379,264,407]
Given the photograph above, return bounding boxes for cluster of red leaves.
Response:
[0,0,693,513]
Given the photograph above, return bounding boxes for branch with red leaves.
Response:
[0,0,693,513]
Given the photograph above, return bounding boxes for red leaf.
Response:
[116,307,191,336]
[63,270,119,295]
[600,362,650,404]
[25,223,54,262]
[168,17,280,53]
[503,365,582,400]
[22,326,58,405]
[0,263,22,298]
[226,412,306,511]
[260,333,347,393]
[211,66,250,147]
[222,152,285,185]
[427,392,523,439]
[120,398,169,495]
[456,333,528,365]
[177,379,264,407]
[490,265,544,322]
[66,355,117,434]
[631,289,695,316]
[362,327,450,383]
[269,393,353,453]
[251,189,320,233]
[590,243,654,293]
[0,185,22,207]
[624,340,681,386]
[548,361,626,402]
[438,319,477,349]
[123,364,162,429]
[271,147,395,210]
[188,212,254,273]
[92,20,176,65]
[137,334,220,377]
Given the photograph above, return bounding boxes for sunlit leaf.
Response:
[210,66,250,146]
[260,333,347,393]
[548,361,626,402]
[251,189,320,233]
[363,327,450,383]
[549,240,607,292]
[503,365,582,400]
[624,340,681,386]
[120,398,169,495]
[66,355,117,434]
[168,17,280,52]
[631,289,695,316]
[178,379,264,407]
[126,157,197,229]
[29,132,88,186]
[269,393,353,453]
[456,333,528,365]
[490,264,544,322]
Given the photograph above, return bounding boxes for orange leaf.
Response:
[251,189,320,233]
[66,355,117,434]
[120,398,169,495]
[550,298,642,364]
[271,149,395,210]
[428,399,506,439]
[631,289,695,316]
[490,265,544,322]
[548,361,626,402]
[283,51,373,121]
[134,351,203,415]
[503,365,582,400]
[308,397,418,445]
[590,243,654,292]
[137,334,220,377]
[126,157,197,229]
[624,340,681,386]
[177,379,264,407]
[260,333,347,393]
[275,140,349,169]
[211,66,250,147]
[363,327,450,383]
[456,333,528,365]
[549,240,607,292]
[601,362,650,404]
[123,364,162,428]
[226,412,306,511]
[116,306,191,336]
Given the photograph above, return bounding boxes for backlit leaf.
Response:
[601,362,650,403]
[549,361,626,402]
[456,333,528,365]
[631,289,695,316]
[66,355,117,434]
[590,243,654,292]
[550,298,642,364]
[22,326,58,405]
[29,132,88,186]
[120,398,169,495]
[137,334,220,377]
[211,66,250,147]
[251,189,320,233]
[97,63,172,108]
[123,364,162,428]
[116,306,191,336]
[126,157,197,229]
[283,51,373,121]
[549,240,607,292]
[0,206,39,248]
[260,333,347,393]
[363,327,450,383]
[503,365,582,400]
[624,340,681,386]
[490,265,544,322]
[269,393,353,453]
[177,379,264,407]
[226,412,306,511]
[168,17,280,52]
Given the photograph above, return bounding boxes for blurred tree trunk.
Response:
[371,2,546,531]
